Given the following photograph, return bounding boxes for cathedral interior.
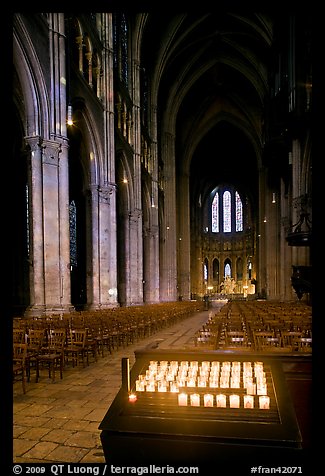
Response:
[11,12,312,316]
[10,11,313,470]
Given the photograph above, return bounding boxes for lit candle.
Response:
[128,393,137,403]
[204,394,214,407]
[135,380,145,392]
[220,377,229,388]
[246,383,256,395]
[259,395,270,409]
[158,380,167,392]
[197,377,207,387]
[229,394,240,408]
[178,393,188,406]
[170,381,179,393]
[216,394,227,408]
[244,395,254,409]
[190,393,200,407]
[230,377,240,388]
[257,384,267,395]
[146,381,155,392]
[187,377,196,387]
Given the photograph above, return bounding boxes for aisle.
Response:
[13,305,223,464]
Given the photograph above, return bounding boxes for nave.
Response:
[12,300,311,468]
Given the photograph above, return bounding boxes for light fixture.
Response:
[67,105,73,126]
[272,193,276,204]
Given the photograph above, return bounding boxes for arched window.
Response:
[225,262,231,277]
[113,13,129,85]
[212,258,219,281]
[223,191,231,232]
[235,191,243,231]
[203,258,208,280]
[211,187,243,234]
[212,192,219,232]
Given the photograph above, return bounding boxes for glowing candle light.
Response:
[246,383,256,395]
[216,394,227,408]
[128,393,137,403]
[190,393,200,407]
[187,377,196,387]
[170,381,179,393]
[146,381,155,392]
[135,380,145,392]
[257,384,267,395]
[158,380,167,392]
[178,393,188,406]
[259,395,270,409]
[229,394,240,408]
[204,394,214,407]
[244,395,254,409]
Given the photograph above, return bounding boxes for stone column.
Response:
[160,132,177,301]
[88,184,118,308]
[25,137,46,315]
[177,168,191,300]
[128,210,143,305]
[25,138,72,316]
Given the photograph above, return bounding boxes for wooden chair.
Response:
[224,330,251,350]
[253,331,283,352]
[294,336,312,353]
[65,328,87,367]
[280,331,303,351]
[13,328,26,344]
[36,329,66,382]
[13,343,28,394]
[26,328,46,381]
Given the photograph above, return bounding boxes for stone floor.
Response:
[13,305,223,464]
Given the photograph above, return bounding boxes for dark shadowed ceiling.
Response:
[140,12,279,208]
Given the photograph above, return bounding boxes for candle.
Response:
[190,393,200,407]
[246,383,256,395]
[204,394,214,407]
[229,394,240,408]
[158,380,167,392]
[230,377,240,388]
[135,380,145,392]
[146,382,155,392]
[178,393,188,406]
[257,384,267,395]
[170,381,179,393]
[259,395,270,409]
[216,394,227,408]
[128,393,137,403]
[187,377,196,387]
[197,377,207,387]
[220,377,229,388]
[244,395,254,409]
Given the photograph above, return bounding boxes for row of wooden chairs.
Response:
[195,300,312,353]
[13,301,205,393]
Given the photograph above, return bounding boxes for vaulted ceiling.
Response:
[140,12,278,208]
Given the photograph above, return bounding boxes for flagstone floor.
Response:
[12,305,220,464]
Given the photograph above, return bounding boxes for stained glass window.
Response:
[223,191,231,232]
[26,184,30,256]
[211,192,219,232]
[225,263,231,277]
[235,191,243,231]
[113,13,128,85]
[204,259,208,280]
[69,200,77,268]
